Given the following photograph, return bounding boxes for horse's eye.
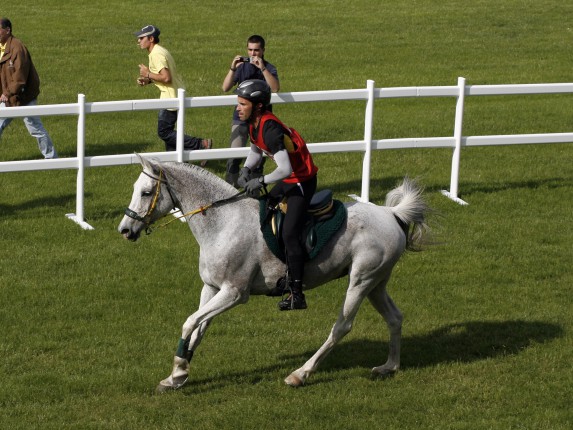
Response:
[142,191,152,197]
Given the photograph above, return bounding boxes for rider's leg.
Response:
[278,177,317,311]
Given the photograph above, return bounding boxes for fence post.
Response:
[65,93,94,230]
[176,88,186,163]
[352,79,375,203]
[441,77,469,205]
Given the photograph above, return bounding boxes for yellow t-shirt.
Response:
[0,43,6,61]
[148,44,185,99]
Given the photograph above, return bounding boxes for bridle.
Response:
[124,168,247,235]
[124,169,178,234]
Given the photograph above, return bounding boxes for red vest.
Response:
[249,112,318,184]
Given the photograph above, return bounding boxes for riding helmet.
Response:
[234,79,271,108]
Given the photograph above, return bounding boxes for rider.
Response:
[234,80,318,311]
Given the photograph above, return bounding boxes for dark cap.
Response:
[134,25,160,38]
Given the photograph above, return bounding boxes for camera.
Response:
[239,56,251,63]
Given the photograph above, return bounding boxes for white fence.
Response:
[1,78,572,230]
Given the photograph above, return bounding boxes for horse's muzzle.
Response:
[119,226,140,241]
[122,230,140,241]
[118,215,142,242]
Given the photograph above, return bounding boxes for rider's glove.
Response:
[245,176,265,198]
[237,167,251,188]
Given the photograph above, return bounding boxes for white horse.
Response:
[118,155,431,391]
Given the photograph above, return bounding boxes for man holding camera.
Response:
[221,35,279,186]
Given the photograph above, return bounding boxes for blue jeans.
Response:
[0,98,57,159]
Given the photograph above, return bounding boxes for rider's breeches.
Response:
[270,176,317,282]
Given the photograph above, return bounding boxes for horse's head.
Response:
[118,154,177,241]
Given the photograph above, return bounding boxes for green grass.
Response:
[1,1,572,429]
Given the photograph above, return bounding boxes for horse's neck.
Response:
[179,189,255,245]
[167,164,230,203]
[166,164,253,235]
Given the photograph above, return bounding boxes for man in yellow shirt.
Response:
[134,25,211,164]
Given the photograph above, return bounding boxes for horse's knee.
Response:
[182,317,198,339]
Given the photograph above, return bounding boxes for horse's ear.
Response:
[136,153,157,173]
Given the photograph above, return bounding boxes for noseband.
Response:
[124,169,176,234]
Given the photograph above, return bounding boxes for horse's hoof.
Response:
[371,366,397,380]
[284,373,305,387]
[155,375,188,394]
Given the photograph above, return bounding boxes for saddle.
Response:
[259,189,347,263]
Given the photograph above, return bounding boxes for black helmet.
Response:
[234,79,271,108]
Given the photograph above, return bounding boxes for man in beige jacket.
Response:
[0,17,57,159]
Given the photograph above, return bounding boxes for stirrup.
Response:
[267,276,288,297]
[278,292,307,311]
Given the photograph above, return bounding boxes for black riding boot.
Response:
[278,280,307,311]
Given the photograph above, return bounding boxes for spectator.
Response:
[0,17,57,159]
[222,35,279,185]
[135,25,211,165]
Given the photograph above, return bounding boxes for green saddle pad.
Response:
[259,199,347,262]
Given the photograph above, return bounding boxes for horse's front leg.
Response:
[156,284,245,393]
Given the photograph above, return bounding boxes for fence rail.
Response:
[1,78,572,229]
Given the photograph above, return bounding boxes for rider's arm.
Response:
[243,143,263,171]
[263,150,291,184]
[260,121,293,184]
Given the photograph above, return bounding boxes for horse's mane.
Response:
[160,161,240,199]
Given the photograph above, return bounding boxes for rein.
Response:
[151,189,247,233]
[124,168,246,235]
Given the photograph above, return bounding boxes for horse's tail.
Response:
[385,177,431,251]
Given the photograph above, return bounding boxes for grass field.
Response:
[1,1,572,429]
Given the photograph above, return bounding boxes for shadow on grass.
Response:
[325,175,405,202]
[322,320,564,371]
[323,176,573,204]
[84,142,152,157]
[0,193,77,218]
[447,177,573,198]
[180,319,562,393]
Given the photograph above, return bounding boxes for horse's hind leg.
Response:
[284,279,371,387]
[367,280,403,378]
